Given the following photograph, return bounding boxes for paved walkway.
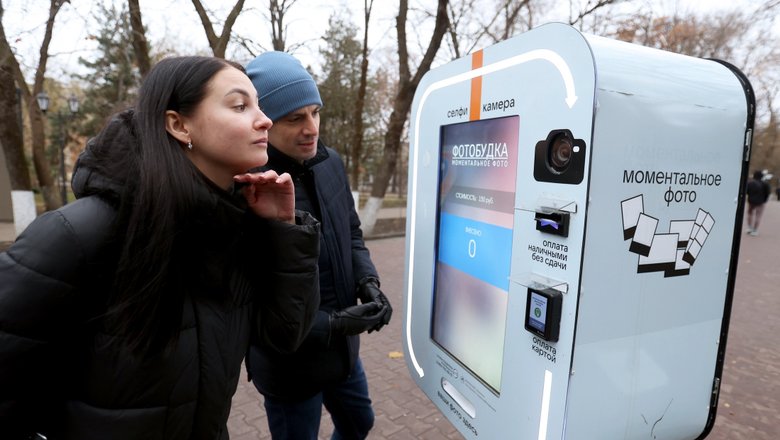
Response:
[0,221,13,244]
[226,202,780,440]
[1,203,778,439]
[708,201,780,440]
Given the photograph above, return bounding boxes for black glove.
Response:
[329,302,386,336]
[357,278,393,332]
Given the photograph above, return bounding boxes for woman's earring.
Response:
[187,140,193,150]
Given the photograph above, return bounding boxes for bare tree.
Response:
[611,10,761,59]
[487,0,533,42]
[620,12,741,59]
[0,64,31,192]
[233,0,303,57]
[128,0,151,76]
[0,0,69,211]
[445,0,474,59]
[191,0,246,58]
[763,0,780,12]
[612,7,780,174]
[269,0,298,51]
[445,0,617,61]
[361,0,449,236]
[0,2,31,194]
[444,0,531,59]
[568,0,621,28]
[349,0,374,190]
[752,85,779,171]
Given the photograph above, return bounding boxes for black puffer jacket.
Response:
[0,110,321,439]
[248,142,378,401]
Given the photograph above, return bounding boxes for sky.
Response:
[3,0,769,85]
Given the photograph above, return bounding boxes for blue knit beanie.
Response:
[246,51,323,122]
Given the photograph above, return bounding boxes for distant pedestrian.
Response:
[244,51,392,440]
[746,170,771,235]
[0,56,321,439]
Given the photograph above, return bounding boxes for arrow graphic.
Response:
[477,49,578,108]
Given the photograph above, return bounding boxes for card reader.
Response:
[524,287,563,342]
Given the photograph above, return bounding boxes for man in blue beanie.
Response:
[245,51,392,440]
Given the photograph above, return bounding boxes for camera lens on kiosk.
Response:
[548,132,577,173]
[534,129,585,184]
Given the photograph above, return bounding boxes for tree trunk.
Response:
[191,0,245,58]
[361,0,449,235]
[269,0,299,51]
[31,107,59,210]
[0,66,31,190]
[349,0,373,190]
[0,2,38,234]
[14,0,70,212]
[128,0,151,76]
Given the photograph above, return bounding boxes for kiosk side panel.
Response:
[567,36,751,440]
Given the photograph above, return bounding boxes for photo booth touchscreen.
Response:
[431,115,519,393]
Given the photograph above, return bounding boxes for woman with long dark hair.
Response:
[0,56,320,439]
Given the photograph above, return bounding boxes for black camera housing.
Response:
[533,129,587,185]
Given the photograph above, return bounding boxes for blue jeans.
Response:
[263,358,375,440]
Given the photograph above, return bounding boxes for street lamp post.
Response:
[61,94,80,204]
[36,91,49,114]
[36,90,80,205]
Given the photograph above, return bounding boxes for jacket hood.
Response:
[72,109,138,203]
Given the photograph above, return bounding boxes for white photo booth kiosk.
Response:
[403,22,754,440]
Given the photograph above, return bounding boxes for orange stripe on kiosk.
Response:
[469,50,483,121]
